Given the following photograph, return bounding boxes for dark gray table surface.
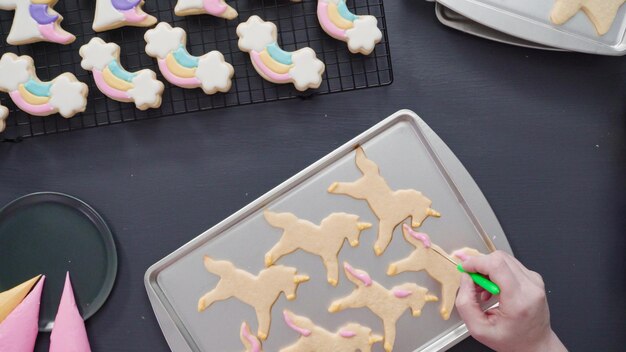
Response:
[1,0,624,351]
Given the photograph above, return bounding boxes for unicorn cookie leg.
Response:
[80,38,164,110]
[0,53,88,119]
[145,23,234,94]
[0,0,75,45]
[317,0,382,55]
[174,0,237,20]
[0,105,8,133]
[93,0,157,32]
[237,16,325,92]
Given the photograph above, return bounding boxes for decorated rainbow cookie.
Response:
[0,0,75,45]
[145,23,234,94]
[237,16,325,92]
[0,104,7,133]
[80,38,164,110]
[0,53,88,119]
[174,0,237,20]
[93,0,157,32]
[317,0,382,55]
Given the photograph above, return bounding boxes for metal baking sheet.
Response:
[436,0,626,55]
[145,109,513,352]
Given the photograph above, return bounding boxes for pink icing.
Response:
[49,273,90,352]
[157,59,201,87]
[339,330,356,338]
[122,8,147,23]
[393,289,412,298]
[240,322,261,352]
[317,2,347,40]
[0,276,45,352]
[203,0,227,16]
[38,23,74,44]
[93,69,132,101]
[250,51,291,82]
[343,262,372,286]
[9,91,55,115]
[283,311,311,337]
[403,224,431,248]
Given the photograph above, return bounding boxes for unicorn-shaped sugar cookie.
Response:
[317,0,382,54]
[264,211,371,286]
[198,255,309,341]
[80,38,164,110]
[174,0,237,20]
[329,262,438,352]
[0,0,75,45]
[144,23,234,94]
[281,310,383,352]
[93,0,157,32]
[0,53,88,121]
[237,16,325,92]
[387,224,482,320]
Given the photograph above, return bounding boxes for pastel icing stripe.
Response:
[112,0,142,11]
[328,2,354,30]
[18,84,50,105]
[29,4,59,25]
[266,42,292,65]
[203,0,228,16]
[108,61,136,82]
[317,2,348,39]
[259,50,290,74]
[24,78,51,97]
[165,54,196,78]
[157,59,200,86]
[250,51,290,82]
[121,8,148,23]
[337,0,358,21]
[9,90,54,114]
[102,67,133,91]
[38,23,74,43]
[93,69,132,101]
[173,46,199,68]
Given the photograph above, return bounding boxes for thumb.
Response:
[456,274,490,335]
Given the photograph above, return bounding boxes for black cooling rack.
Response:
[0,0,392,139]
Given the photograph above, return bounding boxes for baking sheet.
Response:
[145,109,513,351]
[436,0,626,55]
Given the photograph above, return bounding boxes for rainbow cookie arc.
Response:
[317,0,382,55]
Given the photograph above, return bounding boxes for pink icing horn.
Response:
[343,262,372,286]
[392,289,413,298]
[283,311,311,337]
[403,224,431,248]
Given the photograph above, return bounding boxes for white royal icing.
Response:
[289,48,325,91]
[0,104,8,133]
[93,0,127,30]
[345,16,382,55]
[48,75,88,118]
[196,51,233,94]
[0,53,31,92]
[0,0,42,44]
[236,15,277,53]
[127,70,163,109]
[79,37,119,71]
[174,0,203,12]
[144,22,186,60]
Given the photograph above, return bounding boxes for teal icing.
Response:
[266,42,292,65]
[337,0,358,22]
[173,45,199,69]
[108,60,136,83]
[24,78,51,97]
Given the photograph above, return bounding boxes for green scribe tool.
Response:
[457,264,500,295]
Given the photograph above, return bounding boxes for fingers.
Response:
[461,252,519,291]
[456,274,490,334]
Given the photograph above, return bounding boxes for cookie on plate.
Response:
[550,0,626,35]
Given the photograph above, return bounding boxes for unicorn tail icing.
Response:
[0,53,88,118]
[144,22,234,95]
[92,0,157,32]
[0,104,8,133]
[80,37,164,110]
[237,16,325,91]
[174,0,238,20]
[317,0,382,55]
[0,0,75,45]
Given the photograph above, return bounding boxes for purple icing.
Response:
[111,0,141,11]
[29,4,59,25]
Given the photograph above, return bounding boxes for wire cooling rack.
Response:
[0,0,392,139]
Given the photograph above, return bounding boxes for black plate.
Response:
[0,192,117,331]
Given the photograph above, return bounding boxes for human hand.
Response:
[455,251,567,352]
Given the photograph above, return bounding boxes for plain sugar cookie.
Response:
[328,262,438,352]
[197,256,309,341]
[0,53,88,119]
[237,16,325,92]
[280,310,383,352]
[174,0,237,19]
[0,0,75,45]
[328,147,440,256]
[264,211,371,286]
[144,22,234,94]
[80,38,164,110]
[317,0,382,54]
[387,224,482,320]
[550,0,625,35]
[93,0,157,32]
[241,321,263,352]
